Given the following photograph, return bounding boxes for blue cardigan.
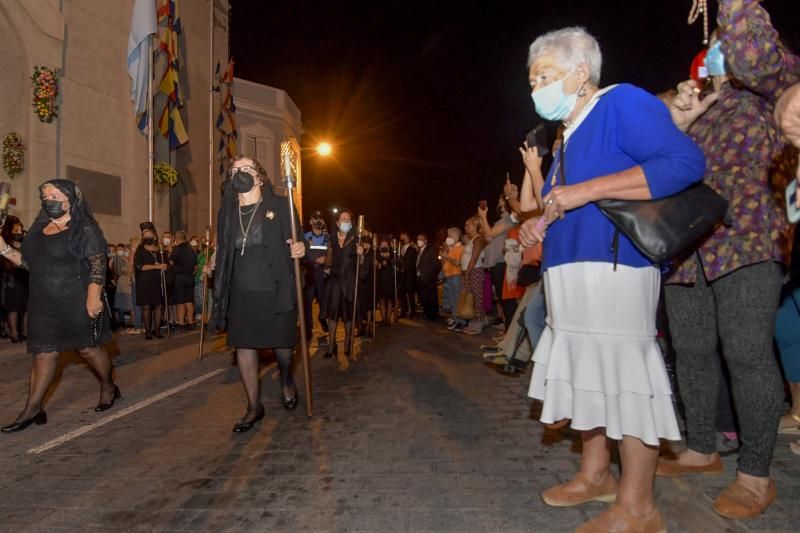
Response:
[541,84,706,272]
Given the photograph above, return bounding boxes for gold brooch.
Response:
[265,210,275,220]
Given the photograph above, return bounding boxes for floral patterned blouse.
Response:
[668,0,800,284]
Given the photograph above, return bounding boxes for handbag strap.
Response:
[558,142,621,270]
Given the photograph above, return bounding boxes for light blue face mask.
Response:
[531,74,578,122]
[704,41,727,77]
[339,222,352,233]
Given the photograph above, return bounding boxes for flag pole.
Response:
[147,33,155,222]
[207,0,215,228]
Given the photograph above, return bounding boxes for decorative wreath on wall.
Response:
[31,66,59,123]
[2,133,24,179]
[154,162,179,187]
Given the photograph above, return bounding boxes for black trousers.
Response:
[418,276,439,320]
[664,259,783,477]
[399,272,417,317]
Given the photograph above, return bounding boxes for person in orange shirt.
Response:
[440,227,464,326]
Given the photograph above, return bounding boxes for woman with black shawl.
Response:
[1,179,120,433]
[212,156,306,433]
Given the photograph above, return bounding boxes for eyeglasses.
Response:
[229,165,255,177]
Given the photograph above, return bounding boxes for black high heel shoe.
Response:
[1,411,47,433]
[324,342,337,359]
[282,385,298,411]
[95,385,122,412]
[232,405,265,433]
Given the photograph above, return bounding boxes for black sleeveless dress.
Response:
[23,227,112,353]
[226,201,298,349]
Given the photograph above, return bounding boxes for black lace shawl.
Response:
[28,179,108,285]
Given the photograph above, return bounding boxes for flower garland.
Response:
[31,66,59,123]
[154,162,179,187]
[2,133,24,179]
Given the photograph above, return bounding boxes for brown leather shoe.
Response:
[576,505,666,533]
[655,453,723,477]
[542,472,618,507]
[713,479,777,519]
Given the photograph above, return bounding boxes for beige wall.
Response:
[0,0,228,244]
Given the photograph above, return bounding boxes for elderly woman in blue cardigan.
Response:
[517,27,705,533]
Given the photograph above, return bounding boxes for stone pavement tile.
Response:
[477,508,587,533]
[345,509,409,532]
[290,509,354,532]
[361,474,411,491]
[407,509,488,532]
[0,506,57,528]
[409,474,461,491]
[182,509,296,532]
[389,459,435,474]
[457,474,510,489]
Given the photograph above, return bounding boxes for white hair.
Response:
[527,27,602,85]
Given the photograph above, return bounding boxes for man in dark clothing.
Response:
[416,234,441,321]
[303,211,330,340]
[398,232,418,318]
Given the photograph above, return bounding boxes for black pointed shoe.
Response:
[1,411,47,433]
[95,385,122,412]
[232,405,265,433]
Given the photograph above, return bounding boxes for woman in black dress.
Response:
[376,238,397,326]
[1,216,29,342]
[213,156,306,432]
[356,233,375,338]
[0,179,119,433]
[322,209,361,364]
[169,230,197,330]
[134,224,167,339]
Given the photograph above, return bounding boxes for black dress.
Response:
[377,258,397,300]
[323,231,358,322]
[170,243,196,304]
[356,249,375,320]
[227,201,298,349]
[0,253,28,313]
[23,227,111,353]
[134,245,165,306]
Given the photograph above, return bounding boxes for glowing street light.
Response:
[332,207,339,215]
[316,142,332,156]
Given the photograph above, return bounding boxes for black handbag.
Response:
[556,143,728,264]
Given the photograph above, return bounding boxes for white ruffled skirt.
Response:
[528,262,680,446]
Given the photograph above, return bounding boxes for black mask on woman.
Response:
[379,247,389,253]
[11,233,23,242]
[143,237,157,246]
[42,199,67,219]
[231,171,255,193]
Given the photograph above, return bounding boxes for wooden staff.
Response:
[392,238,400,323]
[350,215,365,344]
[157,239,171,339]
[197,226,211,360]
[372,233,377,339]
[281,142,313,417]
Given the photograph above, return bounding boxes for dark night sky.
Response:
[231,0,800,236]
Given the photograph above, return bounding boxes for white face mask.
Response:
[417,240,426,249]
[163,238,171,246]
[445,237,455,246]
[190,240,198,247]
[117,250,125,256]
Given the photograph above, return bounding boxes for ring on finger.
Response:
[546,198,554,205]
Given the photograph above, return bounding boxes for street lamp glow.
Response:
[316,142,332,156]
[332,207,339,214]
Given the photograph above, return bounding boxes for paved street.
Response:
[0,316,798,532]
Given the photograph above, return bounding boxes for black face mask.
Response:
[143,237,157,246]
[379,247,389,253]
[231,171,255,193]
[42,199,67,219]
[11,233,23,242]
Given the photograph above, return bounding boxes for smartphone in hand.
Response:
[525,123,550,157]
[787,180,800,223]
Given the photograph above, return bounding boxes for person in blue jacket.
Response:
[516,27,706,532]
[303,210,330,340]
